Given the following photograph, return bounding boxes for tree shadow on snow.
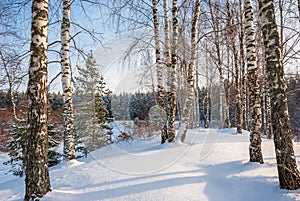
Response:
[45,169,204,201]
[201,160,296,201]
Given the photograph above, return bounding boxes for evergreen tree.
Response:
[74,51,113,154]
[4,111,62,177]
[128,92,156,121]
[4,119,26,177]
[111,93,131,120]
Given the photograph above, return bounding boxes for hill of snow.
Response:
[1,128,300,200]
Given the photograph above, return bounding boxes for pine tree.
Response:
[4,119,26,177]
[4,118,61,177]
[128,92,156,121]
[74,52,113,153]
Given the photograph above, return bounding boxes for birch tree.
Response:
[152,0,168,143]
[237,0,248,131]
[163,0,172,91]
[61,0,75,160]
[208,0,230,128]
[152,0,163,95]
[259,0,300,189]
[245,0,263,164]
[167,0,179,142]
[176,0,201,142]
[226,0,242,134]
[163,0,172,143]
[25,0,51,199]
[0,50,17,119]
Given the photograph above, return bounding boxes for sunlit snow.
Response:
[1,128,300,201]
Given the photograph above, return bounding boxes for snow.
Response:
[1,128,300,201]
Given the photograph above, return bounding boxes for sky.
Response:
[1,0,300,93]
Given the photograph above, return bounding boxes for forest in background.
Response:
[0,72,299,152]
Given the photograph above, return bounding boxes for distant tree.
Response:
[226,0,242,134]
[111,93,131,120]
[128,92,156,121]
[50,92,64,110]
[207,0,231,129]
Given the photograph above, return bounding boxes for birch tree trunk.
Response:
[245,0,263,164]
[176,0,200,142]
[226,0,242,134]
[0,50,17,119]
[61,0,75,160]
[25,0,51,199]
[298,0,300,17]
[152,0,164,94]
[266,86,273,139]
[167,0,178,142]
[164,0,172,91]
[259,0,300,189]
[208,0,230,128]
[238,0,247,131]
[152,0,168,143]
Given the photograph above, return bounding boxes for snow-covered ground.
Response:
[1,128,300,201]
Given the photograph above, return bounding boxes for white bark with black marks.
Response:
[245,0,263,164]
[61,0,75,160]
[176,0,200,142]
[25,0,51,200]
[259,0,300,189]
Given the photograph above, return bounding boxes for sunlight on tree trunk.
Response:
[259,0,300,189]
[245,0,263,164]
[61,0,75,160]
[25,0,51,200]
[168,0,178,143]
[176,0,201,143]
